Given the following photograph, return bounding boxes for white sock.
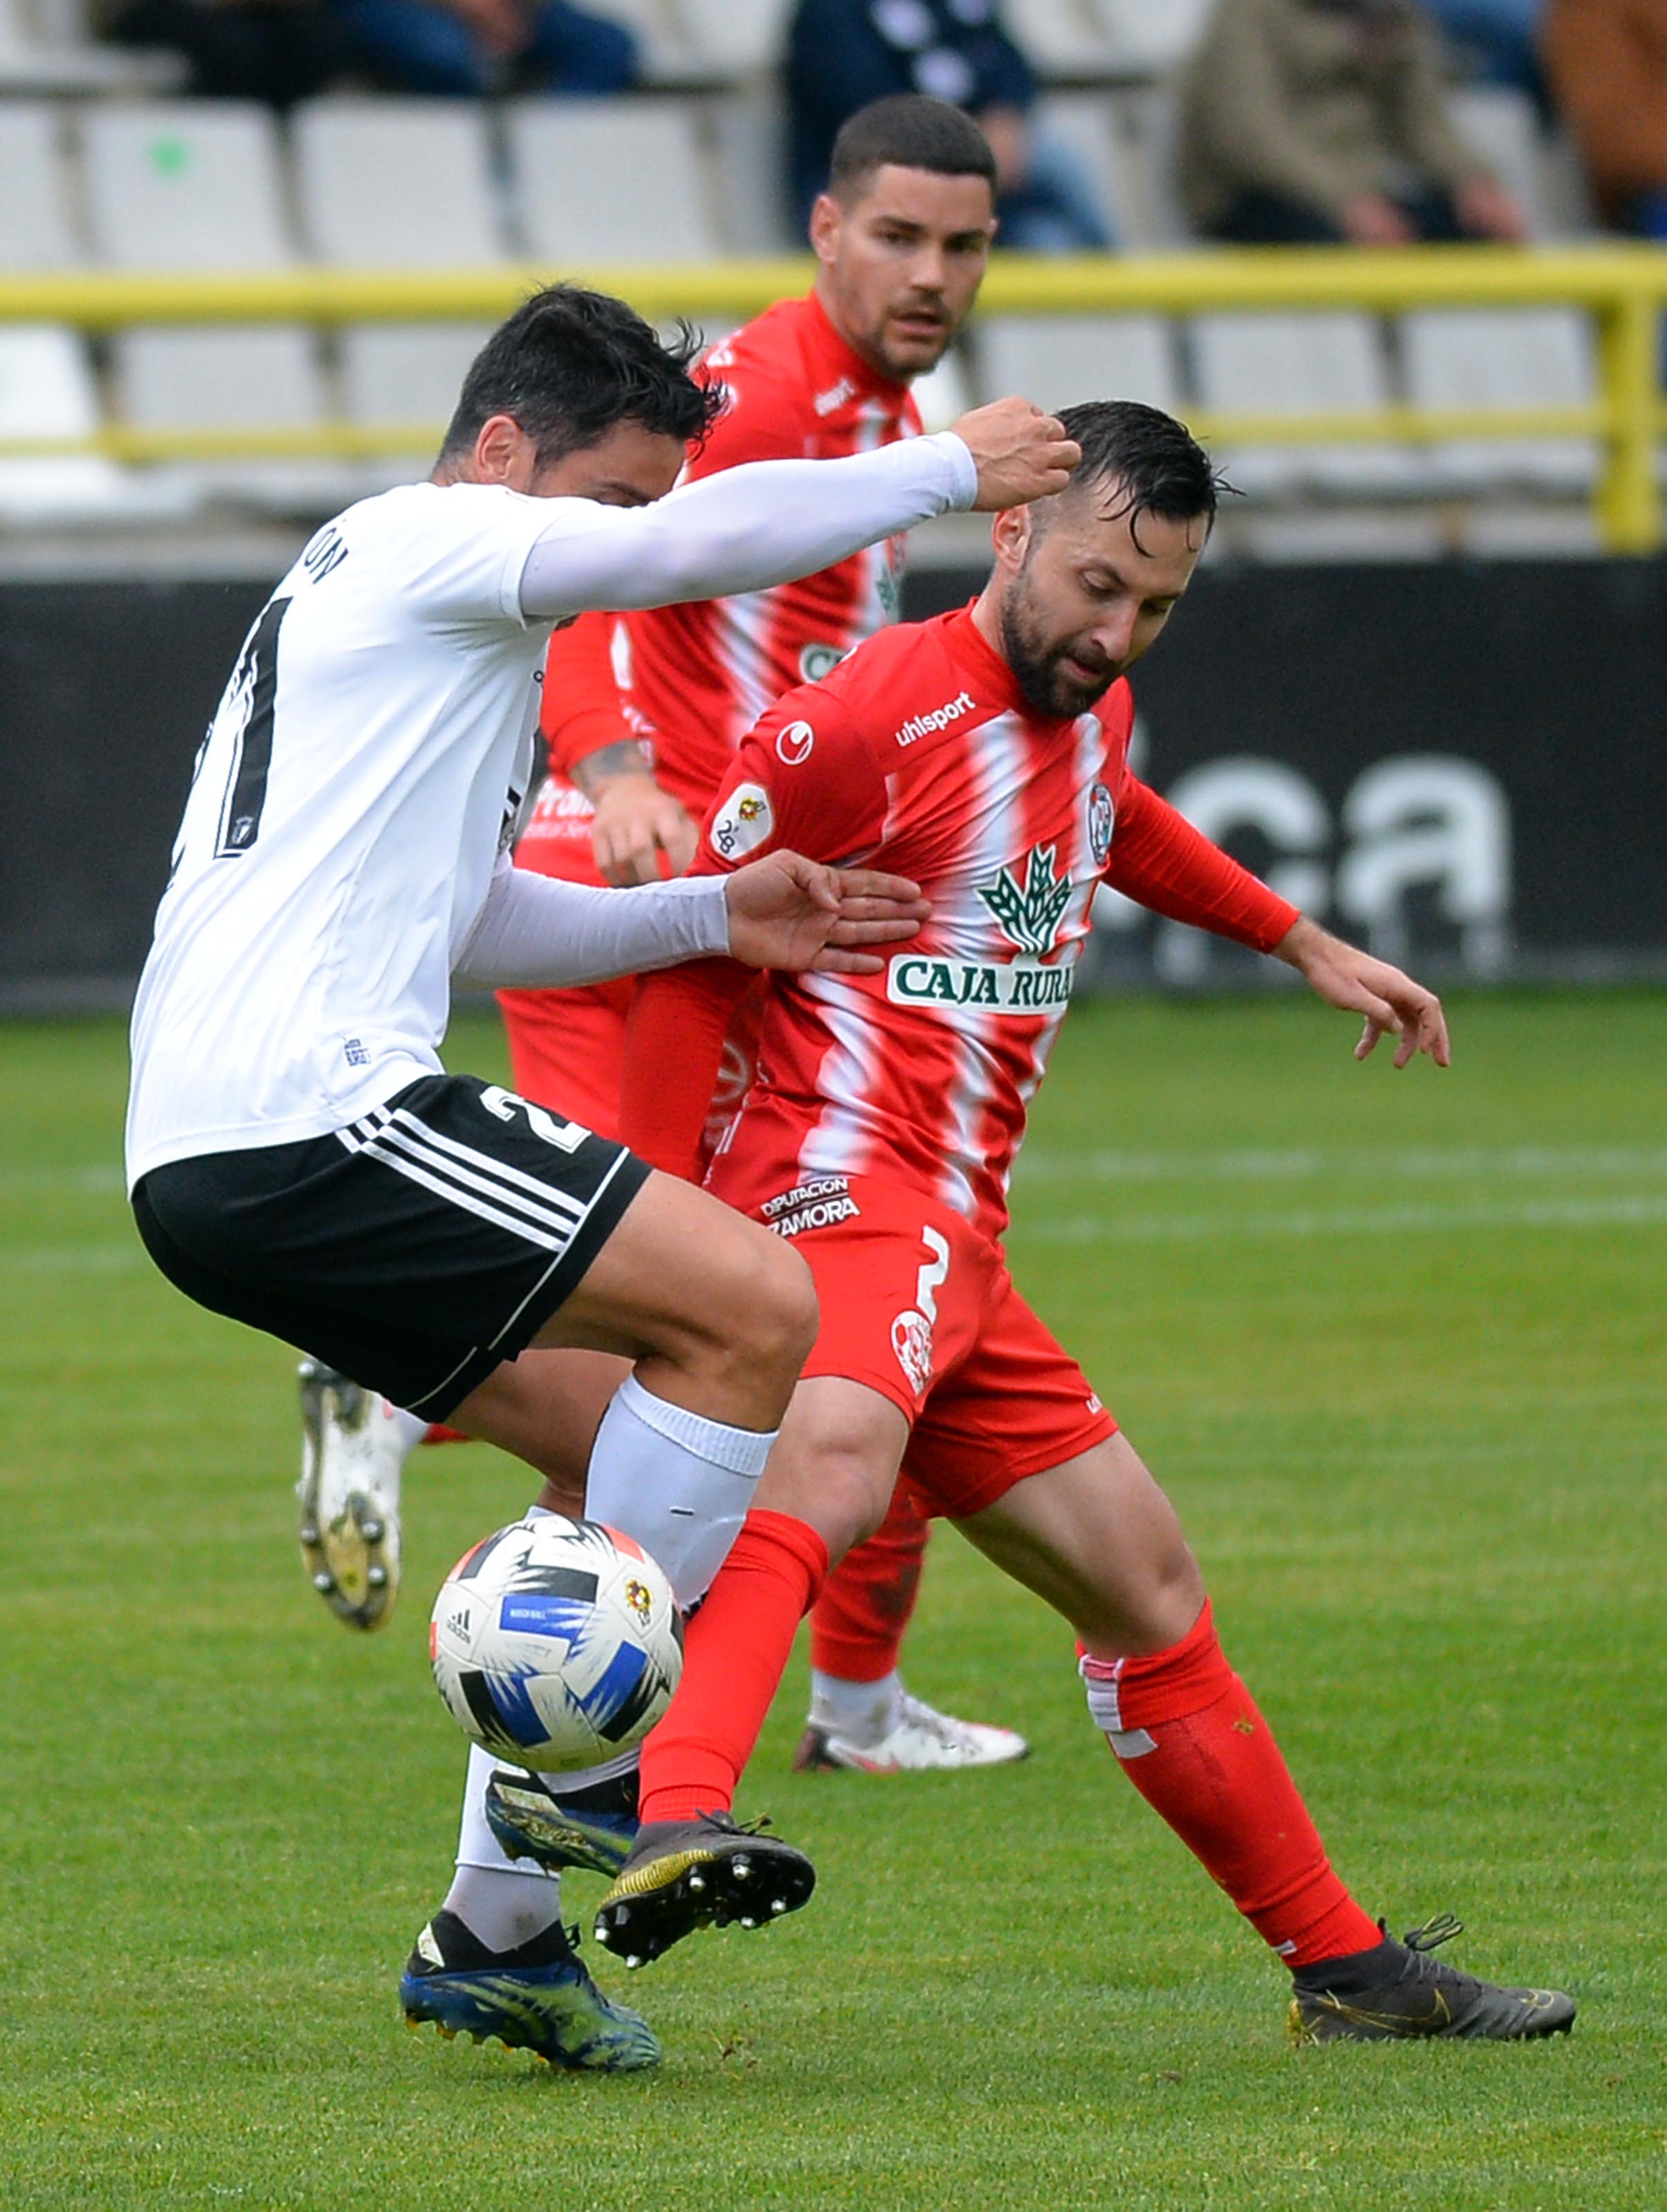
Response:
[809,1667,903,1746]
[444,1745,564,1953]
[583,1373,775,1609]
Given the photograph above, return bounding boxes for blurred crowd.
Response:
[93,0,1667,254]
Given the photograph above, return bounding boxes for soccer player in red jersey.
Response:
[551,399,1575,2043]
[495,94,1028,1775]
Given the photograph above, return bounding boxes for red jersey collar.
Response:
[798,290,912,410]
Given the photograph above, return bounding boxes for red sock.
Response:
[1081,1602,1381,1969]
[637,1509,830,1826]
[808,1482,930,1682]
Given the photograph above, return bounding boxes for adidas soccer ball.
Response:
[429,1517,683,1772]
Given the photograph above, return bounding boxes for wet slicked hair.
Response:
[440,283,722,470]
[828,95,998,204]
[1053,400,1227,546]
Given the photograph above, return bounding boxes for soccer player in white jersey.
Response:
[125,282,1077,2071]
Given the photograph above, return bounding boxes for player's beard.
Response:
[997,576,1118,720]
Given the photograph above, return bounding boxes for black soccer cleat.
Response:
[1288,1913,1576,2043]
[592,1812,816,1967]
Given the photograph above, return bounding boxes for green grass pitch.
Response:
[1,991,1662,2212]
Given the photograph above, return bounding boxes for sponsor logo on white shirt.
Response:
[894,689,976,748]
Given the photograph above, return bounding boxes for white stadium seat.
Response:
[1446,86,1556,242]
[0,104,82,266]
[1033,92,1136,247]
[708,89,799,253]
[506,98,722,262]
[978,313,1183,413]
[79,101,295,268]
[292,99,507,266]
[675,0,785,78]
[1004,0,1116,77]
[338,323,494,427]
[0,325,192,524]
[1088,0,1212,75]
[1189,310,1435,498]
[1400,307,1601,495]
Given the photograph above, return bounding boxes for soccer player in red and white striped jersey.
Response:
[501,94,1028,1775]
[581,400,1575,2043]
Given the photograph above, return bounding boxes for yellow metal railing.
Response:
[3,245,1666,550]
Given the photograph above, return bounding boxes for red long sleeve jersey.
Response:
[539,292,921,812]
[621,605,1300,1241]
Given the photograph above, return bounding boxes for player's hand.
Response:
[1275,917,1451,1069]
[724,851,929,975]
[951,397,1080,512]
[590,772,699,886]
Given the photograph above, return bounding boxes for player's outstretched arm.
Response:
[950,397,1082,512]
[725,850,928,975]
[1274,916,1451,1069]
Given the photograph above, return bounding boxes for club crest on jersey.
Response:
[890,1306,934,1396]
[1088,782,1114,870]
[775,720,816,766]
[979,843,1073,957]
[710,782,774,861]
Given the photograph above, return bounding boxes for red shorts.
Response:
[706,1168,1116,1519]
[500,778,757,1155]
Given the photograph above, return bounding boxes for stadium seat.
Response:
[1088,0,1212,75]
[1033,92,1140,246]
[0,103,82,266]
[79,100,296,268]
[506,98,722,262]
[292,99,507,267]
[1446,86,1557,241]
[1004,0,1118,78]
[708,89,799,254]
[1188,310,1436,498]
[337,321,495,469]
[1399,307,1601,494]
[675,0,786,78]
[1104,82,1196,247]
[0,325,194,524]
[977,313,1182,413]
[0,0,182,89]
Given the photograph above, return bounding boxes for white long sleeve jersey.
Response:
[126,438,974,1187]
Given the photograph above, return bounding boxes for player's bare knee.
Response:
[722,1232,819,1382]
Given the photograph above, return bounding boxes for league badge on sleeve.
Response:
[710,781,775,861]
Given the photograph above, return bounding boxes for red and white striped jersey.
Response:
[621,605,1299,1241]
[537,292,921,818]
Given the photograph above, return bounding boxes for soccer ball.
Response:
[429,1516,683,1772]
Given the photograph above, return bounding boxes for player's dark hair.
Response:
[1055,400,1230,548]
[440,283,722,469]
[828,95,998,203]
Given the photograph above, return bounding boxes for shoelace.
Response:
[1403,1913,1465,1954]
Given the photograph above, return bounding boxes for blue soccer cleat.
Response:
[401,1909,659,2070]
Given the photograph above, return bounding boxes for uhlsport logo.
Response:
[775,720,816,765]
[894,690,976,748]
[979,842,1074,956]
[709,781,774,861]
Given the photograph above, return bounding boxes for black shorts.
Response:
[131,1074,652,1421]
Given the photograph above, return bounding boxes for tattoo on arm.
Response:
[572,740,656,799]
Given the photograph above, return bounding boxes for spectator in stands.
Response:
[1424,0,1545,99]
[784,0,1113,250]
[1542,0,1667,236]
[330,0,639,95]
[104,0,359,106]
[1180,0,1528,244]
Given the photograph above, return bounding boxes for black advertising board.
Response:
[2,559,1664,1008]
